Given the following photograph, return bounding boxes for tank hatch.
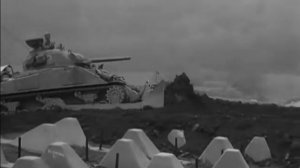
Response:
[25,38,44,50]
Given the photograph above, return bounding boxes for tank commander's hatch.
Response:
[25,38,44,49]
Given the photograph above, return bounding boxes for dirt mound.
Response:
[164,73,197,104]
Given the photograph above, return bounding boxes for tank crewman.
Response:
[24,39,44,69]
[43,33,55,49]
[25,33,54,68]
[96,66,113,81]
[1,66,13,81]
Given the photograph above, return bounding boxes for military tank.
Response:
[0,34,149,112]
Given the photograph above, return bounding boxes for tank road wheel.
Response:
[106,86,125,104]
[35,96,65,110]
[1,101,20,115]
[74,91,97,103]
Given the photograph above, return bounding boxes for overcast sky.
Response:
[1,0,300,103]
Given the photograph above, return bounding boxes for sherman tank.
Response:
[0,34,151,112]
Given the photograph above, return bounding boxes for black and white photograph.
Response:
[1,0,299,167]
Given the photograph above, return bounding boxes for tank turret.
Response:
[23,36,130,71]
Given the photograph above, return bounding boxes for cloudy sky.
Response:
[1,0,300,103]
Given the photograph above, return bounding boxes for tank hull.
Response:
[0,66,132,111]
[1,83,124,111]
[1,66,109,94]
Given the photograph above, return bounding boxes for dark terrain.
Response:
[1,73,300,167]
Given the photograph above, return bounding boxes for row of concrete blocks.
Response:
[1,131,271,168]
[99,129,272,168]
[197,136,272,168]
[1,141,88,168]
[166,129,272,167]
[1,117,272,168]
[0,128,183,168]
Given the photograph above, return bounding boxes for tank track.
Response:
[1,83,127,112]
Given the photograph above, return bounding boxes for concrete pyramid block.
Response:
[147,152,184,168]
[198,136,233,166]
[11,123,57,153]
[123,128,160,158]
[244,136,271,162]
[99,138,150,168]
[12,156,49,168]
[41,142,89,168]
[213,149,249,168]
[10,117,85,153]
[168,129,186,148]
[55,117,86,147]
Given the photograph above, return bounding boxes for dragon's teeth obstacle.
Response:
[212,149,249,168]
[54,118,86,148]
[168,129,186,148]
[244,136,271,162]
[99,138,150,168]
[10,117,85,153]
[12,156,49,168]
[198,136,233,167]
[147,152,184,168]
[41,142,89,168]
[12,142,89,168]
[11,123,57,153]
[123,128,160,159]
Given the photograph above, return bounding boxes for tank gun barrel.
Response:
[90,56,131,63]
